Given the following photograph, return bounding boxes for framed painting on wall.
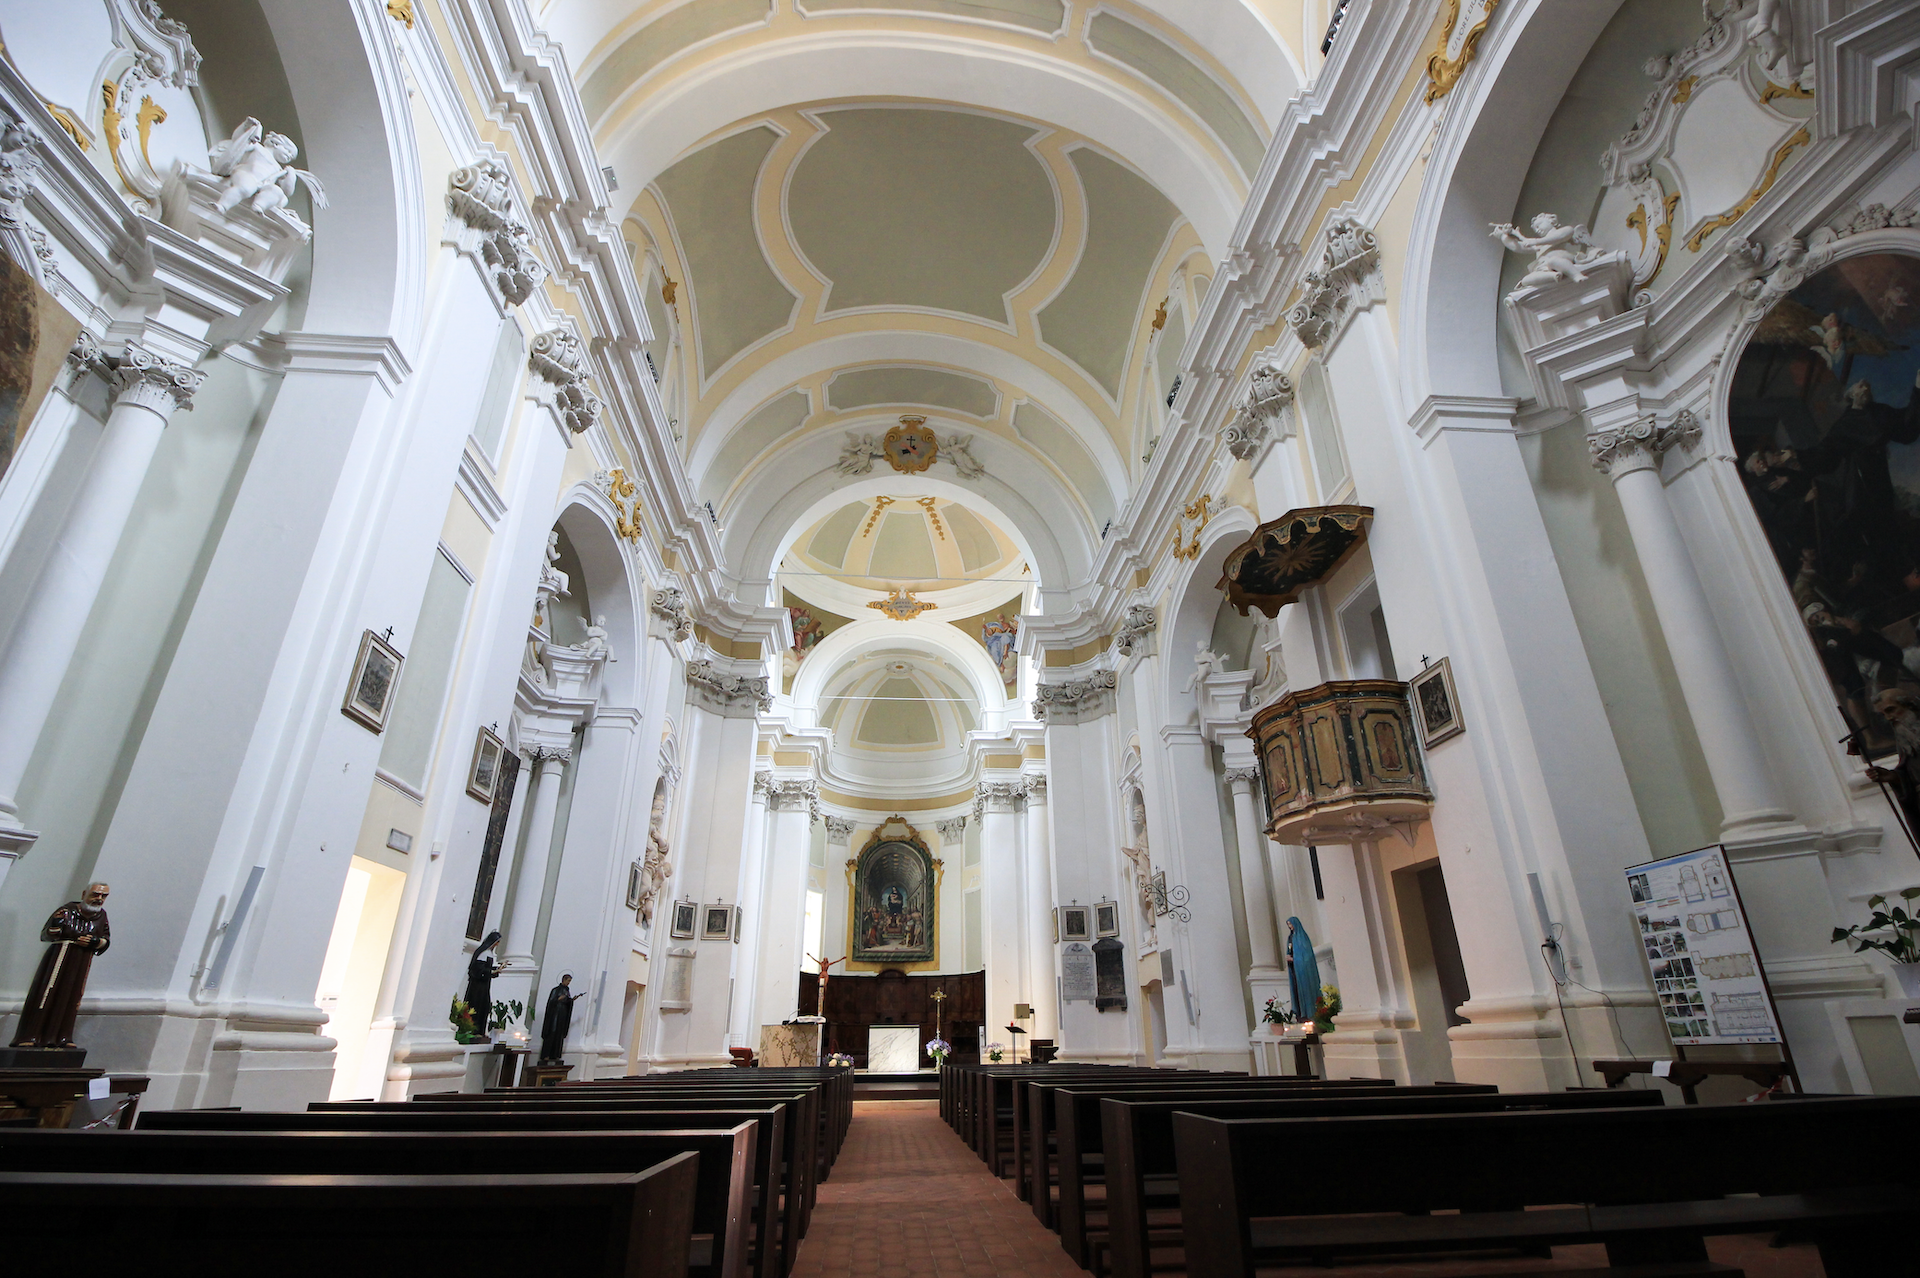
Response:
[850,817,938,964]
[626,861,644,911]
[466,726,505,802]
[1408,657,1463,747]
[703,903,734,941]
[670,900,697,939]
[1059,905,1091,942]
[1094,900,1120,938]
[342,629,404,732]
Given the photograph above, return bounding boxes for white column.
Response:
[0,343,202,869]
[1021,775,1057,1042]
[1224,768,1286,999]
[750,779,814,1037]
[1592,420,1789,836]
[502,746,570,973]
[1158,725,1254,1068]
[977,779,1025,1052]
[729,772,774,1049]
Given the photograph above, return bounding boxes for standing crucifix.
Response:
[807,952,843,1019]
[930,987,947,1044]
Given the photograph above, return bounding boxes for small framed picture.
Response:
[342,629,404,732]
[732,905,745,945]
[1095,900,1120,938]
[1060,904,1091,942]
[1409,657,1464,747]
[670,900,697,939]
[626,861,644,910]
[703,903,734,941]
[466,726,506,802]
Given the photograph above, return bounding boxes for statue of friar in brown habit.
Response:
[10,882,111,1050]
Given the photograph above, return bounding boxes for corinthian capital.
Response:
[1588,409,1701,477]
[73,339,203,418]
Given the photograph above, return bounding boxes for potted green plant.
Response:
[489,998,525,1043]
[1831,887,1920,997]
[1261,997,1294,1036]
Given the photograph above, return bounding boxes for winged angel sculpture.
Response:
[209,118,328,218]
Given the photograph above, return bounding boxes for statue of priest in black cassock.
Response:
[11,882,111,1050]
[539,973,583,1064]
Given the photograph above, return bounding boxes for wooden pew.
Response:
[1099,1088,1660,1278]
[0,1157,698,1278]
[1172,1097,1920,1278]
[973,1066,1220,1177]
[130,1112,757,1278]
[1028,1075,1406,1225]
[402,1085,820,1262]
[454,1078,831,1226]
[1047,1083,1474,1267]
[317,1098,795,1278]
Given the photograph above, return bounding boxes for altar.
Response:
[866,1023,920,1073]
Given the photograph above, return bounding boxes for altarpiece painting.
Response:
[1729,251,1920,753]
[849,817,938,964]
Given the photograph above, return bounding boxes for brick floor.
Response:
[792,1101,1086,1278]
[791,1101,1827,1278]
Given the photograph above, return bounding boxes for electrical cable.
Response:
[1543,921,1650,1067]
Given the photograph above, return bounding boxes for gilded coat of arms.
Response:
[883,415,939,474]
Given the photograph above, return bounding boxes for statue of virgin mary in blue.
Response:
[1285,917,1321,1022]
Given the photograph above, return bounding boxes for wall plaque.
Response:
[1061,942,1096,1003]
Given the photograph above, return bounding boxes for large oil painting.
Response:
[0,250,83,484]
[1729,251,1920,754]
[850,822,936,964]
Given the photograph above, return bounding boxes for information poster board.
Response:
[1624,845,1784,1046]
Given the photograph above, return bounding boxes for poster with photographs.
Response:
[1623,846,1783,1046]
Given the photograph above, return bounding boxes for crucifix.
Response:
[807,952,843,1019]
[931,987,947,1043]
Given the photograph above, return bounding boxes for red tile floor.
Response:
[790,1101,1828,1278]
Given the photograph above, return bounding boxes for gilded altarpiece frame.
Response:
[845,817,942,969]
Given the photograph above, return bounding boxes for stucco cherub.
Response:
[208,118,328,218]
[1490,214,1609,291]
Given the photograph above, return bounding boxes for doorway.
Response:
[315,856,406,1100]
[1389,860,1470,1083]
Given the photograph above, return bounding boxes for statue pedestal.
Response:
[0,1045,85,1070]
[0,1067,105,1127]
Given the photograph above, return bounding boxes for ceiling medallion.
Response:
[883,415,939,474]
[868,588,937,622]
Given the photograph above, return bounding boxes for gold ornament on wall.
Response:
[386,0,415,29]
[867,588,936,621]
[1425,0,1500,104]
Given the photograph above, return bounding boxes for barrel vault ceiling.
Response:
[545,0,1300,536]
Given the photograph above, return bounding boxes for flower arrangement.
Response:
[1831,888,1920,963]
[925,1036,951,1065]
[1313,984,1342,1033]
[1261,997,1292,1026]
[984,1040,1006,1062]
[826,1053,855,1068]
[449,997,480,1043]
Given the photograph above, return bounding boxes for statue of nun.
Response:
[464,931,503,1039]
[1285,917,1321,1025]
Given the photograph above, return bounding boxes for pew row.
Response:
[1172,1097,1920,1278]
[125,1114,755,1278]
[1096,1087,1662,1278]
[0,1157,698,1278]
